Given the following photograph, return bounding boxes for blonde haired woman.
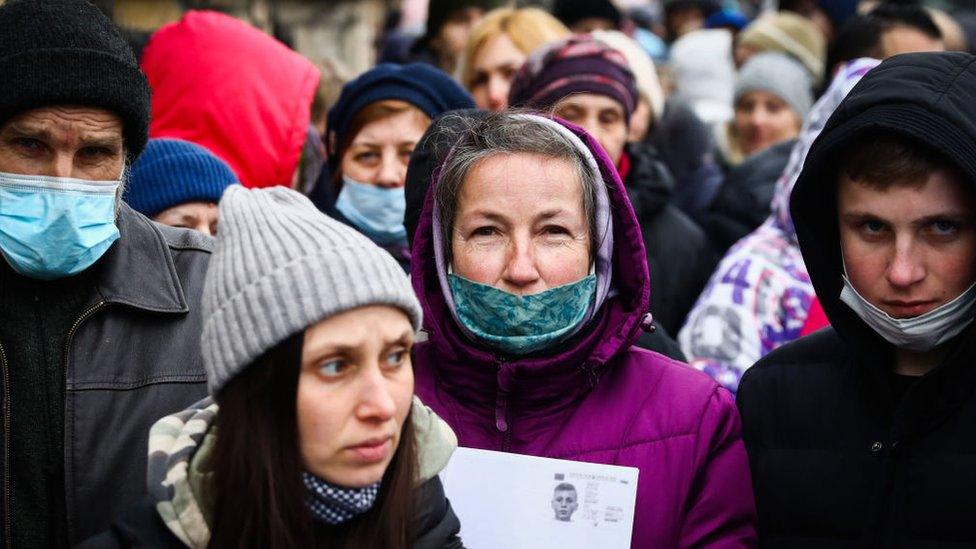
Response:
[457,7,570,111]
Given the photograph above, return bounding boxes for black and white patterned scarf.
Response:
[302,472,380,525]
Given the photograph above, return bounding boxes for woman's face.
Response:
[297,305,414,488]
[469,33,526,112]
[451,153,590,295]
[340,109,430,188]
[733,90,801,157]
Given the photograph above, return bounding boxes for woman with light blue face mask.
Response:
[309,63,475,271]
[406,111,758,547]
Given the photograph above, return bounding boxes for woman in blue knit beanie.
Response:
[124,138,238,235]
[309,63,474,271]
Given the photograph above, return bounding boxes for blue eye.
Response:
[318,359,347,377]
[384,349,407,367]
[931,220,958,235]
[863,220,886,233]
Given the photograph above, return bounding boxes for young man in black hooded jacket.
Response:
[737,51,976,547]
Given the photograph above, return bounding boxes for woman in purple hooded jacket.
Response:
[407,111,757,548]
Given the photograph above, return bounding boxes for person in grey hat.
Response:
[0,0,213,545]
[84,185,463,548]
[716,51,813,168]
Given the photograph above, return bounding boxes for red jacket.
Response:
[141,11,319,188]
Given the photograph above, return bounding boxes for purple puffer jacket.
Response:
[410,117,757,548]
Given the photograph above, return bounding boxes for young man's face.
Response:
[839,169,976,319]
[551,488,579,521]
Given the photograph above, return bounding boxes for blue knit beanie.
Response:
[125,138,239,217]
[326,63,474,171]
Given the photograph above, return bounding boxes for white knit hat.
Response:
[591,29,665,121]
[669,28,736,125]
[201,185,422,395]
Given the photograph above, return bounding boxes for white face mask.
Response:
[839,275,976,352]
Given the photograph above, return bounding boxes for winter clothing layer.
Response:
[738,52,976,546]
[702,138,796,255]
[737,11,827,83]
[669,29,735,125]
[325,63,475,173]
[409,113,757,547]
[0,0,150,159]
[734,52,814,121]
[142,11,319,188]
[622,142,716,334]
[80,398,462,548]
[706,9,750,31]
[404,110,686,361]
[508,34,638,120]
[678,58,879,393]
[0,204,211,545]
[798,296,829,337]
[648,98,725,221]
[0,261,97,547]
[202,186,421,395]
[124,138,238,217]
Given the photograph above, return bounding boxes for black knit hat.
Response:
[553,0,622,29]
[0,0,151,159]
[422,0,505,45]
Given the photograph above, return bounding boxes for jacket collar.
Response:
[96,204,189,314]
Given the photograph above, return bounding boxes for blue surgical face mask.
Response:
[334,175,407,247]
[448,273,597,355]
[0,171,121,280]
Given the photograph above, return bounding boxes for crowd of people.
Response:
[2,0,976,546]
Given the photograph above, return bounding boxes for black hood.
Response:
[622,141,675,219]
[790,52,976,356]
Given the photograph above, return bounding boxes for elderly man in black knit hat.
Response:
[0,1,210,545]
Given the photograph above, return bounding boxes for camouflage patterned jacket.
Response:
[80,397,463,548]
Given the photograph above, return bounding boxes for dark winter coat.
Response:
[622,142,717,333]
[0,204,211,545]
[737,52,976,548]
[647,98,725,220]
[702,138,795,255]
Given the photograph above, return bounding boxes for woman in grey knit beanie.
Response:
[717,51,813,167]
[86,186,462,548]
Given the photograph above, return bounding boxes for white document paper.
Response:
[439,447,639,549]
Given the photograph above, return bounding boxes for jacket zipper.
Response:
[61,301,106,543]
[0,341,9,549]
[494,358,513,452]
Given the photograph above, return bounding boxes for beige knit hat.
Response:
[200,185,422,395]
[591,29,665,121]
[737,11,826,84]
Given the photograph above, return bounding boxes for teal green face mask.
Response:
[447,274,597,356]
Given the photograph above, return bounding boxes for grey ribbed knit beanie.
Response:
[201,185,422,395]
[734,51,813,120]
